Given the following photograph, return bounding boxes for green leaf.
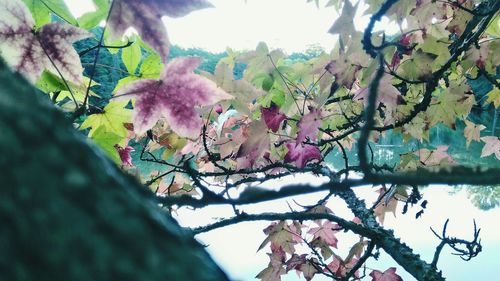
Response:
[90,126,121,164]
[80,100,132,142]
[121,41,142,74]
[140,54,163,78]
[22,0,77,26]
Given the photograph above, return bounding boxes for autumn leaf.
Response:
[480,136,500,160]
[108,0,213,62]
[256,250,286,281]
[116,145,134,166]
[373,186,399,225]
[464,120,486,148]
[261,103,287,133]
[415,145,455,166]
[297,108,322,145]
[259,221,297,255]
[236,120,271,169]
[369,267,403,281]
[326,54,362,89]
[325,255,359,278]
[284,143,322,169]
[115,57,232,138]
[0,0,92,84]
[485,88,500,108]
[354,75,401,108]
[203,61,265,115]
[285,254,307,272]
[307,220,339,248]
[328,0,359,41]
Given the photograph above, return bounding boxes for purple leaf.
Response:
[108,0,213,62]
[261,103,286,133]
[115,57,232,139]
[0,0,92,84]
[284,143,321,169]
[116,145,134,166]
[296,108,321,145]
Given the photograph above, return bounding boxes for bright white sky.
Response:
[64,0,398,54]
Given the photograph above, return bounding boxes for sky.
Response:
[64,0,398,54]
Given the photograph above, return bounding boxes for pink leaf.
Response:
[261,103,286,133]
[325,255,359,278]
[480,136,500,159]
[108,0,213,62]
[354,75,401,108]
[0,0,92,83]
[414,145,455,166]
[115,57,232,139]
[285,254,307,273]
[284,143,321,169]
[369,267,403,281]
[296,108,321,145]
[307,220,339,248]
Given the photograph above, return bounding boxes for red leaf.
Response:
[0,0,92,83]
[261,103,286,133]
[115,57,232,138]
[108,0,213,61]
[369,267,403,281]
[284,143,321,169]
[296,108,321,145]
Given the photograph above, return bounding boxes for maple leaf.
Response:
[480,136,500,160]
[261,103,287,133]
[285,254,307,273]
[328,0,359,41]
[369,267,403,281]
[464,120,486,148]
[485,88,500,108]
[238,42,285,82]
[256,251,286,281]
[297,108,322,145]
[236,120,270,169]
[415,145,455,166]
[284,143,322,169]
[354,75,401,108]
[108,0,213,62]
[115,57,232,138]
[325,55,362,89]
[259,221,297,255]
[203,61,265,115]
[325,255,359,278]
[299,259,319,281]
[22,0,77,27]
[80,101,132,142]
[307,220,339,248]
[0,0,92,84]
[116,145,134,166]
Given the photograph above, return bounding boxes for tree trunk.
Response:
[0,59,229,281]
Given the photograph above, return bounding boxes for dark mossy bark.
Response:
[0,59,229,281]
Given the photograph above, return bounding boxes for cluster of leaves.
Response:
[0,0,499,280]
